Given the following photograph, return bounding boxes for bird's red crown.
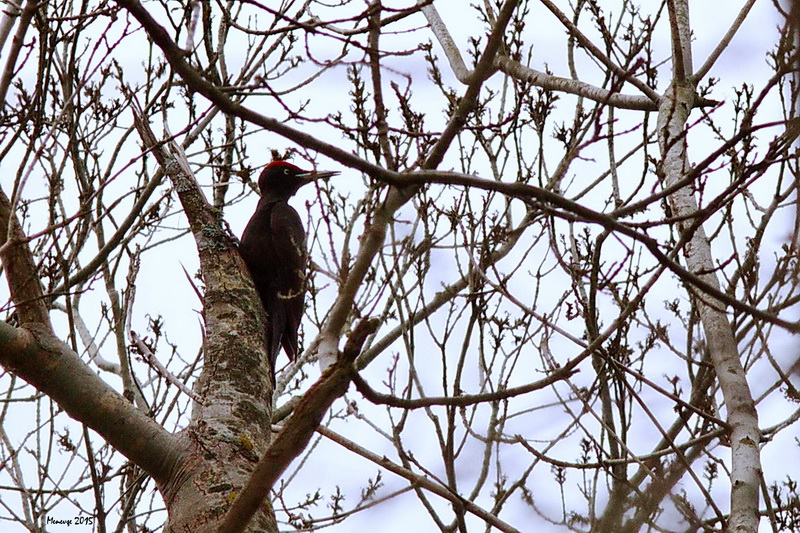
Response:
[265,160,302,172]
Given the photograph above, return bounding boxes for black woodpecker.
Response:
[239,160,337,371]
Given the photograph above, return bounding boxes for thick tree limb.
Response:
[649,3,762,530]
[495,56,663,111]
[420,3,471,83]
[0,188,51,328]
[538,0,660,102]
[0,320,184,487]
[0,0,38,107]
[129,103,275,446]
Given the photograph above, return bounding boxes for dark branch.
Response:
[219,317,379,533]
[381,170,800,333]
[352,366,577,408]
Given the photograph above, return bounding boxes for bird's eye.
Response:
[283,168,290,175]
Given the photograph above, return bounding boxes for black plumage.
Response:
[239,160,337,369]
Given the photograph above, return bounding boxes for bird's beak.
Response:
[299,169,339,184]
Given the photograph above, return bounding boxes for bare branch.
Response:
[691,0,757,82]
[0,0,37,107]
[538,0,661,102]
[421,3,472,84]
[317,426,522,533]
